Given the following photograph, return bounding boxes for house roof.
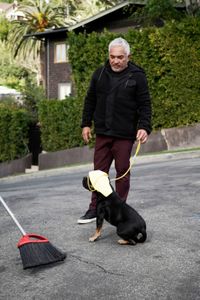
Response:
[25,0,186,39]
[25,27,68,39]
[68,0,146,31]
[0,3,12,11]
[25,0,143,39]
[70,0,186,31]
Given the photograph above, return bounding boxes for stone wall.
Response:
[0,154,32,178]
[0,124,199,176]
[45,38,72,99]
[38,123,200,170]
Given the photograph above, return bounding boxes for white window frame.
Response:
[58,83,72,100]
[54,43,69,63]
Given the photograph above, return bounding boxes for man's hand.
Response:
[136,129,148,144]
[82,127,92,144]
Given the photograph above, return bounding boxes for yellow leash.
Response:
[87,141,141,191]
[110,140,141,182]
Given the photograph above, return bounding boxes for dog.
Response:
[82,170,147,245]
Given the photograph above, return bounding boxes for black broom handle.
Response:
[0,196,26,236]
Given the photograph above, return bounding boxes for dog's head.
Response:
[82,170,113,197]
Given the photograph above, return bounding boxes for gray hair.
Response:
[108,37,130,56]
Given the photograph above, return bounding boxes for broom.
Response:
[0,195,66,269]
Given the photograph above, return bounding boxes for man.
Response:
[77,37,151,224]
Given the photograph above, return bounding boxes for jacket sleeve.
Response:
[81,71,97,128]
[136,72,152,134]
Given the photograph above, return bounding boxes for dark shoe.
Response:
[77,209,96,224]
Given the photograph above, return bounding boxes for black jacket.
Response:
[81,61,152,140]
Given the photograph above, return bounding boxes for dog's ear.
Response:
[82,176,91,191]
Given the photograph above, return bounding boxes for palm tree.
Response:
[8,0,71,59]
[8,0,119,59]
[7,0,118,84]
[7,0,74,86]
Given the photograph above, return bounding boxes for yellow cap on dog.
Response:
[89,170,113,197]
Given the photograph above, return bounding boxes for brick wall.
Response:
[45,37,72,99]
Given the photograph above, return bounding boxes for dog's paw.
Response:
[89,235,100,242]
[89,236,97,242]
[118,239,129,245]
[118,239,136,245]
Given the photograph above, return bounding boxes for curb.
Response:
[38,123,200,171]
[0,124,200,178]
[1,148,199,182]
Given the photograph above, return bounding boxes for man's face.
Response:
[109,46,129,72]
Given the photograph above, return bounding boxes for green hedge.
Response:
[38,97,83,151]
[68,17,200,131]
[0,104,30,162]
[2,17,200,159]
[38,17,200,152]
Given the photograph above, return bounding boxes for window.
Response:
[54,43,69,63]
[58,83,72,100]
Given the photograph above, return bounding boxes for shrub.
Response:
[0,104,30,162]
[38,97,83,151]
[38,17,200,152]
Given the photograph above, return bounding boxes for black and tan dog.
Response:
[82,170,147,245]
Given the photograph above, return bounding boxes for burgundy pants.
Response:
[89,135,134,211]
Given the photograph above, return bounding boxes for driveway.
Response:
[0,152,200,300]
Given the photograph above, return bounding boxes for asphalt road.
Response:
[0,152,200,300]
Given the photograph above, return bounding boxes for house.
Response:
[0,85,21,101]
[0,1,24,21]
[27,0,186,100]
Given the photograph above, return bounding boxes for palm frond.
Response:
[7,0,69,59]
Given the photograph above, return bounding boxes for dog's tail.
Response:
[135,229,147,243]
